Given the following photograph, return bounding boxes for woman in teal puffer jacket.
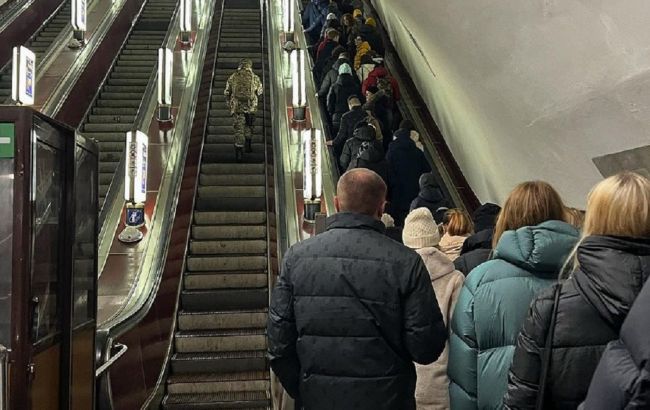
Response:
[447,181,579,410]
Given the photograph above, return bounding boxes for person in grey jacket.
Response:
[268,168,447,410]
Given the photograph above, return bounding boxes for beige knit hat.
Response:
[402,207,441,249]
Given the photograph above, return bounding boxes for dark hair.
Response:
[326,29,340,40]
[367,85,379,94]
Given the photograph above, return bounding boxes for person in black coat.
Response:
[580,276,650,410]
[363,85,393,149]
[327,95,365,157]
[409,171,448,218]
[327,63,360,133]
[268,168,447,410]
[454,203,501,275]
[504,172,650,409]
[386,125,431,226]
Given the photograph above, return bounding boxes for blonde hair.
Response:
[444,209,474,236]
[493,181,566,248]
[561,172,650,277]
[582,172,650,238]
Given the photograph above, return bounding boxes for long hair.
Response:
[492,181,566,248]
[561,171,650,277]
[444,209,474,236]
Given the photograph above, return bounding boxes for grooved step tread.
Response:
[168,370,269,384]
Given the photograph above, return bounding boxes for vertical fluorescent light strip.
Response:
[125,131,133,201]
[291,50,299,107]
[157,48,173,105]
[314,129,322,198]
[180,0,192,32]
[299,49,306,106]
[11,47,18,103]
[283,0,289,32]
[303,130,313,200]
[72,0,87,31]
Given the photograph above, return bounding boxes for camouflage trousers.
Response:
[232,113,253,147]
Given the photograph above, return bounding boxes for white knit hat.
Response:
[402,207,441,249]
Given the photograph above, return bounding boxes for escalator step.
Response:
[181,289,268,312]
[174,328,267,353]
[178,310,268,331]
[192,211,266,226]
[191,225,266,240]
[183,272,267,291]
[186,255,267,272]
[189,239,267,255]
[162,390,270,409]
[167,370,270,395]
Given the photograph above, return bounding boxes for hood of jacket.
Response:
[417,173,445,204]
[416,247,455,281]
[493,220,579,276]
[439,233,468,257]
[621,275,650,367]
[574,235,650,330]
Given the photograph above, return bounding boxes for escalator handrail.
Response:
[97,0,176,230]
[0,0,34,37]
[98,0,221,339]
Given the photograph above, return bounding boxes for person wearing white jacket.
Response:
[403,207,465,409]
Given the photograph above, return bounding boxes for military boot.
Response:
[245,138,253,153]
[234,146,244,162]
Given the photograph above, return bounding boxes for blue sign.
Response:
[126,207,145,227]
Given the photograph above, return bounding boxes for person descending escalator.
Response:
[224,58,263,162]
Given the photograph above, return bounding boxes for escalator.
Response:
[0,0,70,99]
[78,0,177,207]
[162,1,272,408]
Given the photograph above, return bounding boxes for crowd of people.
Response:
[268,168,650,410]
[265,2,650,409]
[303,0,432,226]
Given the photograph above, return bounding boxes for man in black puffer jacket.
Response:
[327,95,366,163]
[268,169,447,410]
[409,172,448,219]
[580,277,650,409]
[504,236,650,409]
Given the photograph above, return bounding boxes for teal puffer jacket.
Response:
[447,220,579,409]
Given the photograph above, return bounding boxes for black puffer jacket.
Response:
[331,105,366,151]
[268,213,447,410]
[454,229,494,276]
[580,273,650,410]
[504,236,650,409]
[340,124,376,171]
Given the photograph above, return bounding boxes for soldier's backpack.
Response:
[233,70,255,101]
[348,141,381,170]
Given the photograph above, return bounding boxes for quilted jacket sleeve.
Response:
[403,258,447,365]
[503,288,555,410]
[448,278,479,410]
[267,251,301,399]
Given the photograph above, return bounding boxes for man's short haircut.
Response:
[337,169,387,216]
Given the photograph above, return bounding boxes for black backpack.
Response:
[349,141,382,170]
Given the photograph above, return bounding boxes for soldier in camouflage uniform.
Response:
[224,58,263,161]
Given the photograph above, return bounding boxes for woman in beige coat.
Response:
[403,207,465,409]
